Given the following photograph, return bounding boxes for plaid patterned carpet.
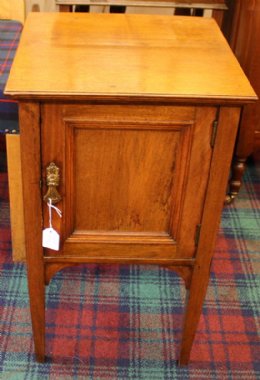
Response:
[0,156,259,379]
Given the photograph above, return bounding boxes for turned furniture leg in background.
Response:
[225,0,260,203]
[225,156,247,204]
[225,103,256,204]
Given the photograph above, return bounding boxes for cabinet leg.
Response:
[178,266,210,366]
[27,269,45,362]
[225,156,247,204]
[19,103,45,361]
[178,107,241,364]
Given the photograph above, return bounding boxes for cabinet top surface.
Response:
[5,13,256,103]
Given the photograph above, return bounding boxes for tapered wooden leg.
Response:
[27,266,46,362]
[178,108,241,365]
[19,102,45,361]
[178,264,210,366]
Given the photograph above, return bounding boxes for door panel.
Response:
[41,104,215,261]
[66,123,190,235]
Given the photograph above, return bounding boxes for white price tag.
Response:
[42,227,60,251]
[42,198,62,251]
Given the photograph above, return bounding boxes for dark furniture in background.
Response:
[224,0,260,203]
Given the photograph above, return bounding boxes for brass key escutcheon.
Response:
[43,162,62,204]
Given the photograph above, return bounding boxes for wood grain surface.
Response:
[5,13,256,102]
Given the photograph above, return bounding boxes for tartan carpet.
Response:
[0,160,259,379]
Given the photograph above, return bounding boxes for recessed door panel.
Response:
[72,126,182,233]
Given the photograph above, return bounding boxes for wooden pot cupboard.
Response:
[5,13,256,365]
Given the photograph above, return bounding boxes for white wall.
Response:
[24,0,174,15]
[24,0,212,17]
[25,0,56,13]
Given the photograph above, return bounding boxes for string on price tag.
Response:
[42,199,62,251]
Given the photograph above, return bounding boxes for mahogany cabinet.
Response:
[5,13,256,365]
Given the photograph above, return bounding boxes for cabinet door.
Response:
[41,104,216,264]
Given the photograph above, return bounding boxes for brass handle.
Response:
[43,162,62,205]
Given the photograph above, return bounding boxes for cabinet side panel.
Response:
[177,106,216,257]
